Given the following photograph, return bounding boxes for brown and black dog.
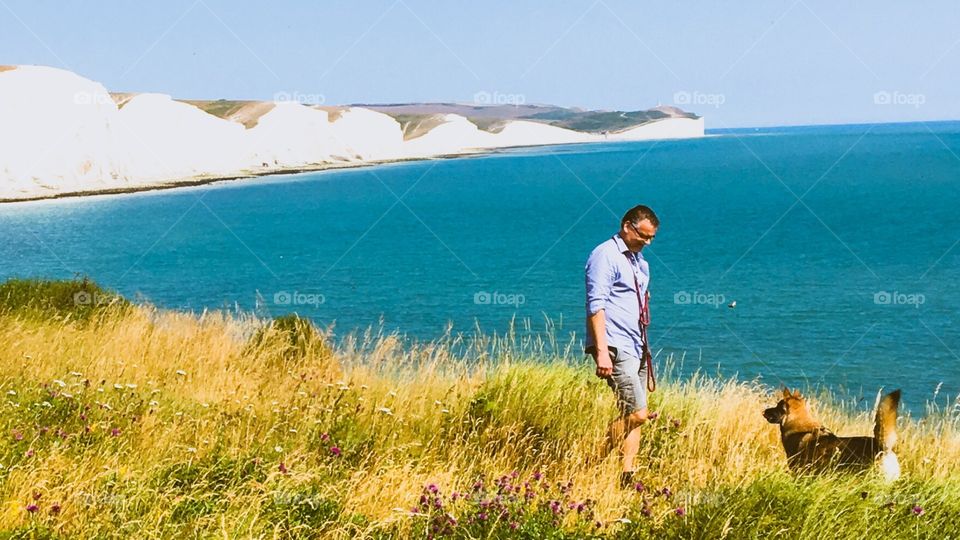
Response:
[763,388,901,481]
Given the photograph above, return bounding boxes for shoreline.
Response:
[0,150,493,205]
[0,134,688,205]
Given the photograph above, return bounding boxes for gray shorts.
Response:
[605,347,648,415]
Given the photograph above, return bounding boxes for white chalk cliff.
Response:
[0,65,704,200]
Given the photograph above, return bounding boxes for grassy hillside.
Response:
[0,279,957,538]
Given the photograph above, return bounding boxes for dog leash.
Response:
[624,249,656,393]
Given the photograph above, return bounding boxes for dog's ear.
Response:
[781,387,792,399]
[792,388,803,399]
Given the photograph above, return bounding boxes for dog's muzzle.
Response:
[763,407,783,424]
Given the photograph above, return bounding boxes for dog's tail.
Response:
[874,389,901,452]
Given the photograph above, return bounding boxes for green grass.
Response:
[0,277,127,321]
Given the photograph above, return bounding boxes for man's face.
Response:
[622,218,657,252]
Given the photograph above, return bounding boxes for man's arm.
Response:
[585,249,616,378]
[588,309,613,378]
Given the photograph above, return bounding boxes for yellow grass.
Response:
[1,305,958,538]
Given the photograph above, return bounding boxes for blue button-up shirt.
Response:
[585,233,650,359]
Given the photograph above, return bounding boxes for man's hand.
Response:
[587,309,613,378]
[594,348,614,379]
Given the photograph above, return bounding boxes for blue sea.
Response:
[2,122,959,411]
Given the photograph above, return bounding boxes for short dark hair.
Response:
[621,205,659,228]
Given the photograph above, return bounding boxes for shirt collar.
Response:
[613,232,630,253]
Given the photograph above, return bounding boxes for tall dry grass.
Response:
[0,299,958,538]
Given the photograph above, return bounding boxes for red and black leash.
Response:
[626,251,656,392]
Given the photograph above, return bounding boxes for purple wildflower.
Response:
[675,506,686,517]
[278,462,288,474]
[912,505,925,516]
[25,504,38,513]
[12,430,23,441]
[49,503,61,515]
[329,446,341,456]
[110,427,121,437]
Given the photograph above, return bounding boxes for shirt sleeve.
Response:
[585,248,617,315]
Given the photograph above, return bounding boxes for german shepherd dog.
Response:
[763,388,901,481]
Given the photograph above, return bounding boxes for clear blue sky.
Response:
[2,0,958,127]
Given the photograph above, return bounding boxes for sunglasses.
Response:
[630,221,656,242]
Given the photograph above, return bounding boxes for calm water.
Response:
[2,122,959,410]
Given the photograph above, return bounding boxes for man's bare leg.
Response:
[597,416,627,460]
[620,409,648,483]
[598,409,648,466]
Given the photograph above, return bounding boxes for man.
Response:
[584,204,658,488]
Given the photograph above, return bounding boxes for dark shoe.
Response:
[619,471,637,490]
